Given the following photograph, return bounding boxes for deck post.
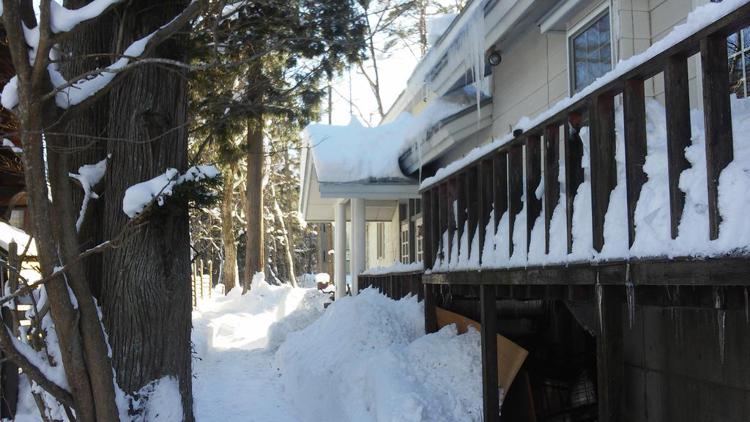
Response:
[492,153,508,237]
[334,200,348,298]
[544,125,560,254]
[508,145,523,258]
[701,34,734,240]
[525,136,542,253]
[664,55,692,239]
[480,284,500,422]
[623,78,648,248]
[564,113,584,254]
[350,198,366,295]
[596,285,624,422]
[589,94,617,252]
[424,283,438,334]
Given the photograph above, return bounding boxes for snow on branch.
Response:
[122,165,220,218]
[49,0,123,34]
[0,0,207,113]
[69,156,109,232]
[0,325,74,409]
[49,34,152,109]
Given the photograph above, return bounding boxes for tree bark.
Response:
[100,0,194,418]
[243,117,265,291]
[270,183,297,286]
[221,163,238,293]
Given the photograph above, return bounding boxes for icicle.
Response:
[718,309,726,364]
[625,263,635,329]
[714,288,726,364]
[596,272,603,332]
[744,287,749,325]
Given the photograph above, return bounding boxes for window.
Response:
[376,223,386,259]
[570,11,612,92]
[9,209,24,229]
[400,224,410,264]
[415,218,424,263]
[729,27,750,97]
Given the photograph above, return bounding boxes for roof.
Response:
[0,221,37,257]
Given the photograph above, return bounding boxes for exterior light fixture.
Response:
[488,49,502,67]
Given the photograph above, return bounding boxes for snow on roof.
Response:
[0,222,37,257]
[421,0,750,189]
[427,13,457,46]
[304,100,466,184]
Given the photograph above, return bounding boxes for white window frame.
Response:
[400,222,410,264]
[566,3,614,95]
[729,27,750,98]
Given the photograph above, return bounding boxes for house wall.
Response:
[489,0,710,138]
[364,207,401,270]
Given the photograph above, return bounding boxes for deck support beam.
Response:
[596,284,624,422]
[480,284,500,422]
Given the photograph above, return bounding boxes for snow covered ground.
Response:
[192,274,483,422]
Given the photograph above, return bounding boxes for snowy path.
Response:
[193,347,299,421]
[191,277,328,422]
[191,276,484,422]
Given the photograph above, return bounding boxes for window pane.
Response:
[572,12,611,92]
[728,32,741,56]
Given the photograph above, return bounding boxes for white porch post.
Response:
[349,198,366,295]
[334,201,347,299]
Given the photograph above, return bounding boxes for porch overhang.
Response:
[300,147,419,223]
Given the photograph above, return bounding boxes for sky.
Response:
[321,2,463,127]
[324,44,421,127]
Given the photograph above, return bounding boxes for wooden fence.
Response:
[359,271,424,301]
[191,259,216,306]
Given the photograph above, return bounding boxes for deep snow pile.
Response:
[192,274,330,422]
[275,289,483,422]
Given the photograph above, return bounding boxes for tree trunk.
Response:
[221,163,238,293]
[100,0,194,418]
[270,183,297,286]
[243,117,264,291]
[19,102,98,422]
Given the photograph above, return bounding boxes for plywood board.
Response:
[436,307,528,393]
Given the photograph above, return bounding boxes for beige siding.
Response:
[490,0,713,137]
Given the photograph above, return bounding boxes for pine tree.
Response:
[189,0,366,291]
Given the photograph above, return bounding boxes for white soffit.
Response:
[538,0,586,33]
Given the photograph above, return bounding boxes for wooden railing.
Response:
[420,4,750,272]
[359,271,424,300]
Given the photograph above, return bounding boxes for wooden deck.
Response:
[363,5,750,422]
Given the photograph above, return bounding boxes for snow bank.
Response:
[193,273,329,354]
[305,100,465,183]
[298,272,330,288]
[192,273,331,421]
[275,289,483,422]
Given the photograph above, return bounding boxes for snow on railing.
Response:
[419,1,750,271]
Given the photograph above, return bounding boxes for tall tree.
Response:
[0,0,207,419]
[190,0,366,290]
